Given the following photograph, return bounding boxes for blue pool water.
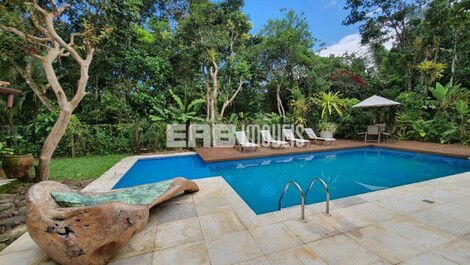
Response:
[113,147,470,214]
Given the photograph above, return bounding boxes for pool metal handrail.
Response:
[305,178,331,216]
[278,181,306,222]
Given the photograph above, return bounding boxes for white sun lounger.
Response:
[282,129,310,147]
[234,131,259,152]
[304,128,336,145]
[260,130,289,148]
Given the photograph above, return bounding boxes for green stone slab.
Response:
[51,180,173,207]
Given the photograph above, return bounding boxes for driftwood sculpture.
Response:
[26,178,199,265]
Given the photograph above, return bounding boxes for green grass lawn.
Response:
[49,154,128,181]
[0,154,127,194]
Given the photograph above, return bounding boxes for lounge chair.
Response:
[234,131,259,152]
[260,130,289,148]
[358,125,381,143]
[282,129,310,147]
[304,128,335,145]
[26,178,199,265]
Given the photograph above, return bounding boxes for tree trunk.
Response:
[450,31,458,86]
[220,77,244,118]
[37,110,72,181]
[2,0,94,181]
[276,84,285,117]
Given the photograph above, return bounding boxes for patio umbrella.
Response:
[352,95,400,108]
[352,95,400,123]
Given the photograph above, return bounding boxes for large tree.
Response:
[0,0,102,180]
[343,0,426,90]
[176,0,252,125]
[256,10,316,117]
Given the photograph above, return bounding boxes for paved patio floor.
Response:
[1,169,469,265]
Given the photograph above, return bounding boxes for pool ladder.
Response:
[278,178,330,222]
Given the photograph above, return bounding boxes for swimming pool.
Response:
[113,147,470,214]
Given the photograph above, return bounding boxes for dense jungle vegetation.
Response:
[0,0,469,161]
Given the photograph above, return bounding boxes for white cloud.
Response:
[318,33,394,58]
[320,0,338,8]
[319,33,366,57]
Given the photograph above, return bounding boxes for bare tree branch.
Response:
[28,0,49,17]
[30,12,51,38]
[50,0,71,16]
[14,60,56,112]
[0,25,49,43]
[220,76,245,117]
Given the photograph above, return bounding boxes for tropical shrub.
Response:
[455,100,469,140]
[290,96,310,126]
[317,121,337,134]
[252,112,283,125]
[416,61,446,86]
[0,142,13,158]
[312,91,346,121]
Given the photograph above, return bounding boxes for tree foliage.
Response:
[0,0,469,164]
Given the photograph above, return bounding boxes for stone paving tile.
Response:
[272,206,309,222]
[0,248,46,265]
[232,202,256,226]
[249,212,281,230]
[438,183,470,197]
[432,239,470,265]
[147,207,159,226]
[155,217,203,250]
[283,215,340,243]
[153,241,210,265]
[206,231,263,265]
[453,178,470,188]
[305,202,331,216]
[346,216,456,264]
[399,250,457,265]
[463,233,470,243]
[108,253,153,265]
[199,206,245,239]
[357,186,409,202]
[38,259,58,265]
[453,196,470,209]
[250,222,303,254]
[417,188,464,203]
[166,193,194,205]
[407,207,470,237]
[234,256,271,265]
[193,183,230,216]
[155,201,198,224]
[421,174,467,186]
[307,234,388,265]
[0,233,39,255]
[343,202,398,224]
[317,206,370,233]
[331,196,368,208]
[266,245,327,265]
[374,194,433,215]
[113,224,156,260]
[431,203,470,223]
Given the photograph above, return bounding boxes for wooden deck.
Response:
[195,140,470,162]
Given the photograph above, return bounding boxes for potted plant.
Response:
[1,136,35,180]
[318,121,337,138]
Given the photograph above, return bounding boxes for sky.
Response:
[242,0,369,57]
